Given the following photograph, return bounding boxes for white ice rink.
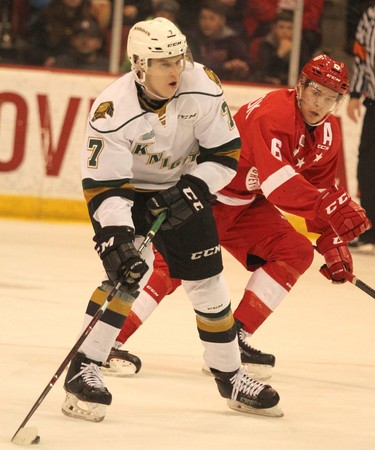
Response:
[1,218,375,450]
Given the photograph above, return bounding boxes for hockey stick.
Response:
[11,211,166,446]
[346,273,375,299]
[320,263,375,299]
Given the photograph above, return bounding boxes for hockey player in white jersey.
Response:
[62,17,282,422]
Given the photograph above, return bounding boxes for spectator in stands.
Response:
[50,17,108,71]
[174,0,201,35]
[244,0,324,63]
[0,0,16,56]
[290,0,324,62]
[91,0,111,31]
[120,0,153,26]
[153,0,180,24]
[176,0,247,39]
[187,0,252,81]
[25,0,102,66]
[251,9,293,85]
[0,0,30,64]
[29,0,51,8]
[218,0,247,40]
[28,0,109,30]
[243,0,278,41]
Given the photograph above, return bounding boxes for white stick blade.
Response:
[12,427,40,446]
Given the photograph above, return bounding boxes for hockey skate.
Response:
[202,321,275,380]
[62,352,112,422]
[236,320,275,380]
[212,366,283,417]
[101,347,142,377]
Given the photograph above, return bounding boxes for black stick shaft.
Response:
[350,276,375,299]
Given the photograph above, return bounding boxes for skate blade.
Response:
[241,363,273,381]
[101,358,138,377]
[61,393,106,422]
[202,364,272,381]
[11,427,40,446]
[227,399,283,417]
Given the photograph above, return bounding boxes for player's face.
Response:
[71,35,102,55]
[144,55,185,99]
[273,20,293,41]
[199,9,225,37]
[299,82,339,125]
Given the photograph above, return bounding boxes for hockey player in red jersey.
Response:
[103,54,371,379]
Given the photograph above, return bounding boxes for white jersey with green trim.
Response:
[81,63,240,194]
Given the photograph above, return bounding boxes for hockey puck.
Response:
[12,427,40,446]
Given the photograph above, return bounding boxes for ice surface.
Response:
[1,218,374,450]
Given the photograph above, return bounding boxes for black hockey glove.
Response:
[94,226,149,293]
[146,174,216,230]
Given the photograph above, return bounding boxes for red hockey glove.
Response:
[315,187,371,242]
[315,229,353,284]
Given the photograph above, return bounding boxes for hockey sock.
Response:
[234,290,272,335]
[234,267,291,334]
[116,310,142,344]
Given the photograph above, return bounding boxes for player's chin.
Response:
[307,112,323,124]
[158,86,177,98]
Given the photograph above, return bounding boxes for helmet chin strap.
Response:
[139,72,182,101]
[135,70,173,101]
[303,103,339,127]
[141,83,171,101]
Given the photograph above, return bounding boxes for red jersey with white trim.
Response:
[220,88,342,222]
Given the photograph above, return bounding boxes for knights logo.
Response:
[203,66,222,87]
[92,101,114,122]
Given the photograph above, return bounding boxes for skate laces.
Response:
[238,328,261,354]
[230,366,265,400]
[69,362,105,388]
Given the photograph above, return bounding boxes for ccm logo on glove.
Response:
[147,174,215,230]
[96,236,115,255]
[182,186,204,211]
[94,226,149,293]
[324,191,349,215]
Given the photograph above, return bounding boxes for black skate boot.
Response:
[236,320,275,380]
[62,352,112,422]
[101,348,142,377]
[212,366,283,417]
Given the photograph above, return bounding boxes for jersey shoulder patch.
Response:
[178,63,223,96]
[92,101,114,122]
[202,66,222,87]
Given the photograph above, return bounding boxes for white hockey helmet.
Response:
[127,18,189,83]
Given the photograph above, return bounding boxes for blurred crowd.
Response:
[0,0,372,84]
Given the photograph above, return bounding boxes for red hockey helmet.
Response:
[300,54,349,95]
